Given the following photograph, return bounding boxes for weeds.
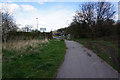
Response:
[2,39,66,78]
[73,39,119,72]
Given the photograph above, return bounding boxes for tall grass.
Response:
[2,39,66,78]
[2,38,49,50]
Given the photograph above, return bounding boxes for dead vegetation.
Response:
[2,38,49,50]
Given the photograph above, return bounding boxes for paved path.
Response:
[57,40,118,78]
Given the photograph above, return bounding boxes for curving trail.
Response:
[57,40,118,78]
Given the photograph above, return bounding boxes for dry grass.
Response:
[2,39,66,78]
[2,38,49,50]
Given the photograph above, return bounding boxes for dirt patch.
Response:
[86,52,92,57]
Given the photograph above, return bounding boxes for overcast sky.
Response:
[0,1,119,32]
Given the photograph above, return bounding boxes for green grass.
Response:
[73,38,119,72]
[2,39,66,78]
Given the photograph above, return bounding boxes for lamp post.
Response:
[36,18,38,30]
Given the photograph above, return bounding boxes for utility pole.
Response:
[36,18,38,30]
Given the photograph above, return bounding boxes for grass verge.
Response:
[73,38,119,72]
[2,39,66,78]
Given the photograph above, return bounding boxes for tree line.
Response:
[1,11,52,42]
[58,2,119,40]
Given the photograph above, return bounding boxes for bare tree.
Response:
[73,2,115,25]
[67,2,116,38]
[2,11,18,42]
[96,2,116,24]
[70,2,96,38]
[21,25,33,32]
[73,2,95,26]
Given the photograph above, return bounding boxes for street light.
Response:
[36,18,38,30]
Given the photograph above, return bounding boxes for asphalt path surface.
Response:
[57,40,118,78]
